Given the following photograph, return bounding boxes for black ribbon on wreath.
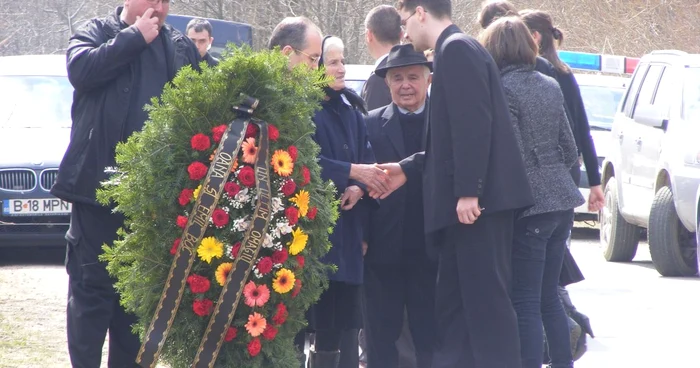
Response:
[136,94,274,368]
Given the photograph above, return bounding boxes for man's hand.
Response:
[362,241,368,256]
[370,163,407,199]
[457,197,482,225]
[588,185,605,212]
[350,164,391,196]
[340,185,364,210]
[135,8,160,44]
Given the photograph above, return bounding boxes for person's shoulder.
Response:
[366,104,389,120]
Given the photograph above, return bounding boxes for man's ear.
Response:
[210,36,214,44]
[365,29,373,44]
[281,45,294,56]
[427,73,433,85]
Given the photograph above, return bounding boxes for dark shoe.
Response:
[571,310,595,338]
[308,350,340,368]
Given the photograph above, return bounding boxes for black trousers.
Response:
[431,211,521,368]
[364,260,437,368]
[65,203,140,368]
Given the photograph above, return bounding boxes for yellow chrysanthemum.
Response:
[288,228,308,255]
[272,268,296,294]
[215,262,233,286]
[192,185,202,201]
[290,190,310,217]
[271,150,294,177]
[197,236,224,263]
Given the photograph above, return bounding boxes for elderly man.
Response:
[363,44,436,368]
[362,5,403,110]
[52,0,200,366]
[186,17,218,66]
[268,16,323,69]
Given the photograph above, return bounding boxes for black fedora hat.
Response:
[374,44,432,78]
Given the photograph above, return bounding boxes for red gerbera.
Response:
[262,324,278,341]
[281,180,296,197]
[301,166,311,186]
[245,123,259,138]
[307,207,318,220]
[211,124,227,143]
[287,145,298,161]
[212,208,230,227]
[224,327,237,342]
[272,303,288,325]
[178,188,194,206]
[193,298,214,316]
[291,279,302,298]
[224,181,240,197]
[187,274,211,294]
[190,133,211,151]
[268,124,280,141]
[296,255,305,269]
[247,337,261,357]
[271,250,288,265]
[170,238,181,255]
[188,161,208,181]
[238,166,256,187]
[257,257,273,275]
[285,207,299,226]
[176,215,188,229]
[231,242,242,258]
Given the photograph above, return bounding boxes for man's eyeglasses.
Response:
[294,49,320,64]
[400,10,417,31]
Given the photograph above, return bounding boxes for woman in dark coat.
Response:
[306,35,380,368]
[480,16,585,368]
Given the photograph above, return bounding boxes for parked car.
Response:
[600,50,700,276]
[0,55,72,247]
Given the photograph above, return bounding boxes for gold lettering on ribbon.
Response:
[181,232,199,252]
[211,152,233,179]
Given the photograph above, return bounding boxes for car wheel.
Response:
[648,186,698,277]
[600,177,640,262]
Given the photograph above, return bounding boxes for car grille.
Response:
[0,169,37,191]
[40,169,59,191]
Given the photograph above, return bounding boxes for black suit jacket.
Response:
[399,25,534,234]
[361,56,392,111]
[365,103,427,264]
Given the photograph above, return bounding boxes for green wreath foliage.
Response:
[97,46,339,368]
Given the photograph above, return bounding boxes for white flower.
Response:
[276,221,293,236]
[253,267,263,279]
[262,234,274,249]
[233,217,250,232]
[271,197,284,213]
[234,188,251,204]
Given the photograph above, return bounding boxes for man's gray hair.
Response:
[268,17,321,51]
[186,18,213,37]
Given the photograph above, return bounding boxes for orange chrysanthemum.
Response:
[271,150,294,177]
[272,268,296,294]
[245,312,267,337]
[215,262,233,286]
[241,138,258,164]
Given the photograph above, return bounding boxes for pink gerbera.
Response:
[243,281,270,308]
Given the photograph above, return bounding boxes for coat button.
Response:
[123,87,130,93]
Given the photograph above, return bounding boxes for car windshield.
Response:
[579,85,624,131]
[683,68,700,121]
[345,80,365,96]
[0,75,73,129]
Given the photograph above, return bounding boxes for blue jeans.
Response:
[511,210,575,368]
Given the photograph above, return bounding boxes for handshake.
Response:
[350,163,407,200]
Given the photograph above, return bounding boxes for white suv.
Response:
[601,50,700,276]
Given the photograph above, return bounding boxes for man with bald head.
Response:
[268,16,323,69]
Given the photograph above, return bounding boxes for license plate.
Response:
[2,198,71,216]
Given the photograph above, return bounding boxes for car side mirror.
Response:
[634,104,668,129]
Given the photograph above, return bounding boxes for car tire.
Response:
[600,177,640,262]
[648,186,698,277]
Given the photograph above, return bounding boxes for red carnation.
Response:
[301,166,311,186]
[238,166,256,187]
[224,181,240,197]
[178,188,194,206]
[296,255,305,269]
[170,238,181,255]
[271,250,288,265]
[224,327,238,342]
[176,215,188,229]
[188,161,208,181]
[231,242,242,258]
[245,123,259,138]
[262,324,278,341]
[285,207,299,226]
[291,279,302,298]
[272,303,288,325]
[190,133,211,151]
[212,208,230,227]
[257,257,273,275]
[187,274,211,294]
[268,124,280,141]
[307,207,318,220]
[287,146,298,161]
[193,298,214,316]
[211,124,227,143]
[281,180,296,197]
[247,337,261,357]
